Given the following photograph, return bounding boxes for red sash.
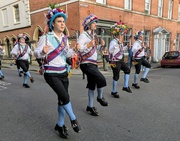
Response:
[133,48,143,60]
[109,51,123,61]
[44,37,66,64]
[131,47,143,65]
[81,47,96,61]
[80,31,98,62]
[17,44,28,59]
[44,66,66,71]
[109,44,123,62]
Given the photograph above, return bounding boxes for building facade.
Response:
[0,0,180,62]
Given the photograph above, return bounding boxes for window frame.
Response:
[96,0,106,4]
[123,29,132,54]
[158,0,163,17]
[166,33,171,52]
[2,8,8,26]
[168,0,173,19]
[145,0,151,14]
[175,33,180,51]
[144,30,150,47]
[13,4,20,23]
[124,0,132,10]
[124,29,132,46]
[178,4,180,21]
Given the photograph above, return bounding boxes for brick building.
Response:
[0,0,180,62]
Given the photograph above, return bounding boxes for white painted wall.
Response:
[0,0,31,32]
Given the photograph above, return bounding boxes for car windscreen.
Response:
[164,51,179,59]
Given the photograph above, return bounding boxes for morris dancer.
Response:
[77,14,109,116]
[12,41,23,77]
[109,21,132,99]
[34,5,81,139]
[10,34,34,88]
[0,45,5,79]
[132,30,151,89]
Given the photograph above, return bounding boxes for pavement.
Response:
[1,59,161,75]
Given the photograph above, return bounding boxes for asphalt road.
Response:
[0,67,180,141]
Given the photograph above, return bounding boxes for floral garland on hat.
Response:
[45,4,66,31]
[82,14,98,30]
[46,7,66,21]
[110,21,128,36]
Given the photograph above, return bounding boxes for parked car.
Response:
[161,51,180,67]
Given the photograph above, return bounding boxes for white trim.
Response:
[168,0,173,19]
[158,0,163,17]
[124,0,132,10]
[96,0,106,4]
[178,4,180,21]
[145,0,151,14]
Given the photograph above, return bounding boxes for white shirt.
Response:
[132,40,145,59]
[109,38,124,61]
[11,43,31,60]
[34,31,74,69]
[77,30,101,64]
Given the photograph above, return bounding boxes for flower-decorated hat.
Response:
[46,4,66,30]
[110,21,128,36]
[82,14,98,31]
[134,30,144,40]
[18,33,27,40]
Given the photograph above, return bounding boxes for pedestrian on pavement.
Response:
[127,39,133,69]
[0,45,5,79]
[109,21,132,98]
[146,45,152,64]
[101,46,109,71]
[34,5,81,139]
[131,30,151,89]
[77,14,109,116]
[10,34,34,88]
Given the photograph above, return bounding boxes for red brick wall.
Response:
[30,0,67,11]
[133,0,145,12]
[151,0,158,15]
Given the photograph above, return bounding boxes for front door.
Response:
[154,34,166,62]
[153,27,169,62]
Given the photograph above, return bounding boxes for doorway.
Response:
[153,27,169,62]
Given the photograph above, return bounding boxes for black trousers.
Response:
[44,72,70,106]
[80,63,106,90]
[134,57,151,74]
[16,60,29,72]
[110,60,130,81]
